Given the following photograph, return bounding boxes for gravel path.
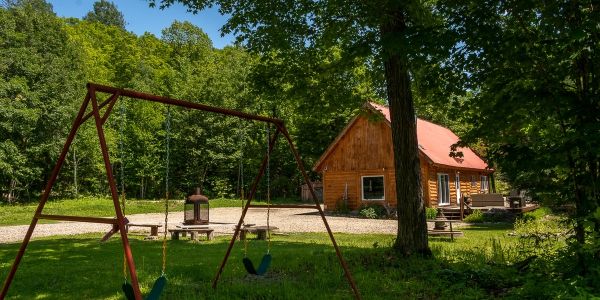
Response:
[0,207,400,244]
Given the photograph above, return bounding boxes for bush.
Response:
[426,207,438,220]
[464,210,484,223]
[359,204,387,219]
[359,207,378,219]
[520,206,552,222]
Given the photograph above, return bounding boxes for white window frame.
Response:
[361,175,385,201]
[438,173,450,206]
[480,175,489,193]
[455,173,461,204]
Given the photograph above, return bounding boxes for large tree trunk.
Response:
[381,9,430,257]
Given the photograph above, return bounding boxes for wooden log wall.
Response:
[425,166,489,208]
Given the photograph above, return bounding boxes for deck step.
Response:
[438,207,473,220]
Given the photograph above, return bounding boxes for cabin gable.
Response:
[317,115,394,172]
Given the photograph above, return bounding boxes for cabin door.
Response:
[455,173,461,204]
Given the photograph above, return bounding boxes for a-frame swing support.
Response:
[0,83,361,300]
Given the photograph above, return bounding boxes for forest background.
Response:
[0,0,397,202]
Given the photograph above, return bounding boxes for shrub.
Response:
[359,207,378,219]
[359,204,387,219]
[463,210,484,223]
[513,215,568,256]
[426,207,438,220]
[520,206,552,222]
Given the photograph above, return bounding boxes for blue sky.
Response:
[47,0,234,48]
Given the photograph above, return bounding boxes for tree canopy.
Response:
[83,0,126,29]
[437,0,600,268]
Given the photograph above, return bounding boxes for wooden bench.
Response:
[470,193,505,207]
[126,223,162,238]
[426,220,463,241]
[168,228,214,241]
[237,226,278,240]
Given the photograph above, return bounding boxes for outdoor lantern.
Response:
[184,188,209,225]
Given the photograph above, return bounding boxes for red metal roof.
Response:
[369,102,489,171]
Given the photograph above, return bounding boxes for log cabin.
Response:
[313,102,493,211]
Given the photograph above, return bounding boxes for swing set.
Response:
[0,83,361,300]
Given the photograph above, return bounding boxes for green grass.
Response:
[1,223,590,299]
[0,197,272,226]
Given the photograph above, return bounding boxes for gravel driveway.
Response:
[0,207,399,244]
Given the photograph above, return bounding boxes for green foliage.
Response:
[1,1,288,203]
[359,207,378,219]
[463,210,484,223]
[513,215,569,256]
[437,0,600,254]
[425,207,438,220]
[358,204,387,219]
[83,0,125,29]
[0,0,85,202]
[521,206,552,222]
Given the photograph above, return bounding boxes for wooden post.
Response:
[89,88,142,300]
[460,195,464,221]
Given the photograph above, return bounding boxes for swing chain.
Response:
[266,123,271,254]
[118,102,128,282]
[162,106,171,276]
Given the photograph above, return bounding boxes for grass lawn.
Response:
[0,223,570,299]
[0,197,273,226]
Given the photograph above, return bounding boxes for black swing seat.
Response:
[243,254,272,276]
[122,275,167,300]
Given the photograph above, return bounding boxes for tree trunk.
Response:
[8,179,17,204]
[140,177,145,199]
[381,8,431,257]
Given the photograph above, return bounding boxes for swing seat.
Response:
[122,282,135,300]
[146,276,167,300]
[122,275,167,300]
[243,254,272,276]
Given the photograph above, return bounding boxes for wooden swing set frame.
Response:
[0,83,361,300]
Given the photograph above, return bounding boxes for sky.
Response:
[47,0,235,49]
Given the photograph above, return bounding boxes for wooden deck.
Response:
[440,203,539,220]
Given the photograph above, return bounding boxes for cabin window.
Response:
[361,176,385,201]
[438,173,450,205]
[480,175,489,193]
[471,175,477,187]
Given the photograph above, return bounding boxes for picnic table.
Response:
[426,219,463,241]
